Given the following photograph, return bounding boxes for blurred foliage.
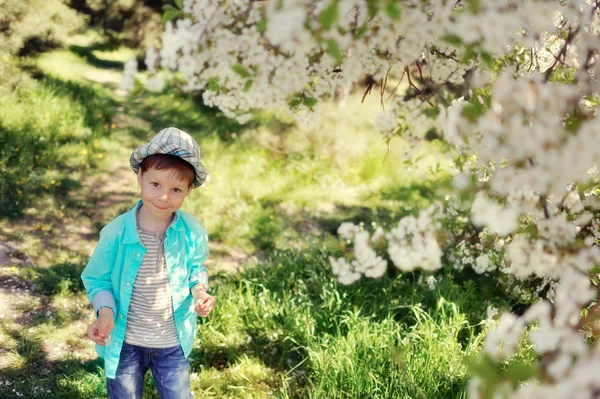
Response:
[0,0,85,58]
[68,0,165,50]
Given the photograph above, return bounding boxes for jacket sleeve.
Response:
[81,227,117,317]
[188,228,209,292]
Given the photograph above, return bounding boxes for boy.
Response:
[81,127,216,399]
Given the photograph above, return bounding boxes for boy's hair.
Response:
[140,154,196,188]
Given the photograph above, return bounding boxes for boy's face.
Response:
[137,167,192,219]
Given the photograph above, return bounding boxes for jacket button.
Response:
[137,253,141,258]
[126,282,131,287]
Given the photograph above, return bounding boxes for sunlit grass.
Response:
[192,356,281,398]
[37,50,124,85]
[92,47,138,63]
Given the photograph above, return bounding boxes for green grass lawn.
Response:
[0,31,517,399]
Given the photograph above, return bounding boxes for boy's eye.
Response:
[151,182,159,187]
[173,188,182,193]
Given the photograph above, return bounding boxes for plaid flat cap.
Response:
[130,127,208,188]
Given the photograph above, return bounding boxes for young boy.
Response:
[81,127,216,398]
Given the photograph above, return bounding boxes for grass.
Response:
[0,31,526,398]
[190,249,490,399]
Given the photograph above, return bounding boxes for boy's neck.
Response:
[137,204,174,232]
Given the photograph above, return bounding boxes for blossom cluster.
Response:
[470,270,600,398]
[386,206,443,272]
[119,59,138,92]
[330,206,443,285]
[329,222,387,285]
[147,0,600,396]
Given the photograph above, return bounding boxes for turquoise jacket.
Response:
[81,201,209,379]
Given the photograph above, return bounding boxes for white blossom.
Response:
[144,76,165,92]
[386,206,442,272]
[483,312,525,360]
[120,58,138,92]
[471,192,520,237]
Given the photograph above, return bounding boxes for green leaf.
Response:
[256,20,267,33]
[354,24,368,39]
[467,0,480,13]
[288,97,302,107]
[324,38,344,65]
[462,101,485,121]
[565,107,586,133]
[303,97,317,107]
[422,107,440,119]
[162,9,182,23]
[507,362,537,383]
[384,2,401,20]
[174,0,183,9]
[480,51,493,67]
[441,34,463,45]
[243,79,253,92]
[162,4,178,11]
[424,129,439,141]
[206,77,220,92]
[319,1,339,30]
[232,64,251,78]
[466,354,503,382]
[563,69,574,82]
[461,46,476,64]
[367,0,378,17]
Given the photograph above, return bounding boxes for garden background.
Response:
[0,1,538,398]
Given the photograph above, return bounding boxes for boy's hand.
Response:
[192,286,215,318]
[87,307,115,345]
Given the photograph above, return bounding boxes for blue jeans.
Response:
[106,342,193,399]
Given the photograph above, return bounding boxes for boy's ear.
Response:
[137,170,143,186]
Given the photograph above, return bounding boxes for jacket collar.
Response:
[122,200,185,244]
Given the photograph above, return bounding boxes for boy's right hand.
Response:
[87,307,115,345]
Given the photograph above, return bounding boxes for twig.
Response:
[381,67,391,110]
[384,67,406,104]
[362,79,374,103]
[543,27,579,82]
[382,141,391,164]
[540,195,551,219]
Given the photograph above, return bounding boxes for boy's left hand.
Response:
[193,288,215,318]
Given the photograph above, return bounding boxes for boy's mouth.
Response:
[153,203,169,211]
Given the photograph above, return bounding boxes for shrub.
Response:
[0,0,84,57]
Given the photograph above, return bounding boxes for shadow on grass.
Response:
[0,345,106,398]
[126,86,296,145]
[127,91,248,143]
[69,43,125,70]
[378,180,441,203]
[26,262,86,296]
[0,315,107,398]
[190,327,307,375]
[315,181,442,235]
[37,73,117,136]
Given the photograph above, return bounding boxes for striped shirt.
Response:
[124,212,180,348]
